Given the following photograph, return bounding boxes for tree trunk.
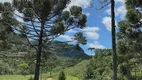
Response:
[34,21,45,80]
[50,71,52,77]
[111,0,117,80]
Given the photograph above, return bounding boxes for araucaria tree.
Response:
[91,0,117,79]
[111,0,117,80]
[0,2,16,50]
[11,0,87,80]
[58,71,66,80]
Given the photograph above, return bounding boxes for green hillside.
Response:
[64,60,89,79]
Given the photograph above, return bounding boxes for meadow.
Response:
[0,74,80,80]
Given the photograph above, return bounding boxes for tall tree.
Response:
[90,0,117,79]
[111,0,117,80]
[116,0,142,79]
[10,0,87,80]
[117,20,142,79]
[0,2,16,50]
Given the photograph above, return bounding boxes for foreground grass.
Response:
[0,74,80,80]
[0,75,33,80]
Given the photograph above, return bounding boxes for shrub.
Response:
[28,76,33,80]
[58,71,66,80]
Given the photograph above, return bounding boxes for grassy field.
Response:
[0,60,89,80]
[0,75,33,80]
[0,74,80,80]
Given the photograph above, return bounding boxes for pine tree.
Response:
[111,0,117,80]
[9,0,87,80]
[0,2,16,50]
[117,0,142,79]
[90,0,117,79]
[58,71,66,80]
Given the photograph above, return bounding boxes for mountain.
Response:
[46,41,89,59]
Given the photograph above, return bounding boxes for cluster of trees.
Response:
[1,0,142,80]
[84,0,142,80]
[0,0,87,80]
[84,49,113,80]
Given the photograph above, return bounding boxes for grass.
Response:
[46,78,55,80]
[0,75,33,80]
[0,60,89,80]
[64,60,89,78]
[0,74,80,80]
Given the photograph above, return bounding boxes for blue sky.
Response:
[1,0,127,55]
[56,0,127,55]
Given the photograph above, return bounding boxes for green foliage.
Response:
[126,0,142,9]
[84,49,113,80]
[126,9,140,24]
[0,2,17,50]
[28,77,34,80]
[51,22,65,35]
[78,14,87,27]
[18,63,29,76]
[70,6,82,16]
[0,60,12,75]
[19,63,28,69]
[64,60,89,79]
[74,32,87,45]
[10,0,88,79]
[95,49,112,58]
[117,1,142,78]
[58,71,66,80]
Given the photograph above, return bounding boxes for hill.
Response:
[45,41,89,59]
[64,60,90,79]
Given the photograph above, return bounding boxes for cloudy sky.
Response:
[57,0,127,55]
[0,0,127,55]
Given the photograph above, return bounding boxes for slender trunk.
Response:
[50,71,52,77]
[111,0,117,80]
[34,21,45,80]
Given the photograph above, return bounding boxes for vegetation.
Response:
[84,49,113,80]
[1,0,142,80]
[58,71,66,80]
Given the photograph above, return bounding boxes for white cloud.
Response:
[65,0,91,11]
[85,32,99,40]
[87,41,105,49]
[84,12,91,16]
[14,10,24,22]
[0,0,12,3]
[105,0,127,20]
[102,17,118,31]
[67,29,78,34]
[81,27,100,40]
[116,5,127,20]
[104,0,126,31]
[106,7,127,20]
[81,27,100,32]
[67,27,100,40]
[57,35,73,41]
[105,9,111,15]
[115,0,125,4]
[102,17,111,31]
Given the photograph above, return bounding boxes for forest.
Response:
[0,0,142,80]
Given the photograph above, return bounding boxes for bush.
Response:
[58,71,66,80]
[0,61,13,75]
[18,63,29,76]
[28,77,33,80]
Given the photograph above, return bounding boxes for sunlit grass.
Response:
[0,74,80,80]
[0,75,33,80]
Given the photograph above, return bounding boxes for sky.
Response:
[57,0,127,55]
[0,0,127,55]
